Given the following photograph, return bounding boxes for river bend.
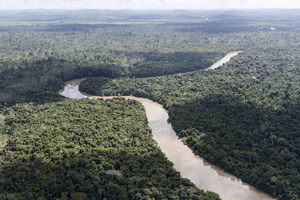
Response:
[59,52,275,200]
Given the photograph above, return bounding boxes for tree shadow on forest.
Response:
[127,51,224,78]
[168,93,299,198]
[0,138,208,200]
[0,50,224,109]
[0,149,140,200]
[0,59,125,109]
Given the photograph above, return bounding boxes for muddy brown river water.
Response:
[59,52,275,200]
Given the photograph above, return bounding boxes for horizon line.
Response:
[1,8,300,11]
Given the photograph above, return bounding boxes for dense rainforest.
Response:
[0,98,220,200]
[0,9,299,200]
[79,14,300,200]
[0,10,227,106]
[81,49,300,200]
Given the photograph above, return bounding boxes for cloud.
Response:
[0,0,299,9]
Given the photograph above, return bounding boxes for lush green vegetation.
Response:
[0,98,220,200]
[0,11,227,106]
[1,9,300,200]
[2,10,299,107]
[80,32,300,199]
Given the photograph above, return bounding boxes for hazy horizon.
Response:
[0,0,300,10]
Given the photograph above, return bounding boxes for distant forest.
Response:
[0,10,299,200]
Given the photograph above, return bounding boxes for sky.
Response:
[0,0,300,10]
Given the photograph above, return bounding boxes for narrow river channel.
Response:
[59,52,275,200]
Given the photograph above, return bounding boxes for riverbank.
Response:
[59,49,276,200]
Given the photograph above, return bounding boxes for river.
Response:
[206,51,241,70]
[59,52,275,200]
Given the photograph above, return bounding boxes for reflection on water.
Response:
[60,84,87,99]
[59,78,275,200]
[206,51,241,70]
[59,78,88,99]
